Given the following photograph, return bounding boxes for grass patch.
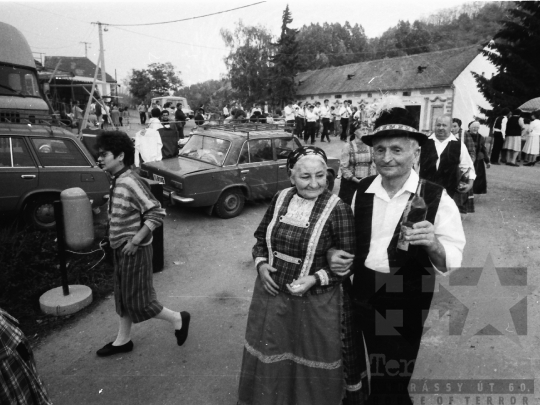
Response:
[0,222,114,342]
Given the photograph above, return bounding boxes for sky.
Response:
[2,0,472,88]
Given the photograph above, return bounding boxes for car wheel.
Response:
[215,188,245,219]
[327,171,335,192]
[24,195,58,230]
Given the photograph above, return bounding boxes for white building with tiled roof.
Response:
[296,46,496,135]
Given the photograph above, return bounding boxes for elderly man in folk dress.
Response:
[328,102,466,404]
[419,115,476,200]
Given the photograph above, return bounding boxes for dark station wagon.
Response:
[0,123,110,229]
[140,124,340,218]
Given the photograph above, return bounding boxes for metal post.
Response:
[53,201,70,296]
[96,22,109,117]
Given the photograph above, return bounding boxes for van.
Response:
[0,22,110,229]
[150,96,193,118]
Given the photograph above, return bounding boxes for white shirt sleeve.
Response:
[459,142,477,180]
[501,117,508,138]
[432,189,466,274]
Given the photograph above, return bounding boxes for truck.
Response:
[150,96,193,118]
[0,22,110,229]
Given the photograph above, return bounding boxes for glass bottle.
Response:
[398,180,427,251]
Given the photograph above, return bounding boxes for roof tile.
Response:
[296,46,481,96]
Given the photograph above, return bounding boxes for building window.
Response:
[403,91,411,96]
[311,96,314,100]
[367,93,372,98]
[335,95,342,99]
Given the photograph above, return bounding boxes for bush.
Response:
[0,224,114,338]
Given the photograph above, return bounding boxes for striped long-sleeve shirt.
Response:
[108,169,166,249]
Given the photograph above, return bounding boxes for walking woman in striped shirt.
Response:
[95,131,190,357]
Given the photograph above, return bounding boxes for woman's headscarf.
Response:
[287,146,327,170]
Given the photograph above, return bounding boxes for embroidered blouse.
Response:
[252,188,355,295]
[340,140,375,181]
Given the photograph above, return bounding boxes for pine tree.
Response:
[269,6,301,107]
[473,2,540,120]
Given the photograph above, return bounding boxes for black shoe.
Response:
[175,312,191,346]
[491,162,500,165]
[506,162,519,167]
[96,341,133,357]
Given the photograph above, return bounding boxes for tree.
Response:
[473,2,540,121]
[220,20,273,106]
[128,62,182,102]
[269,6,301,107]
[178,79,229,114]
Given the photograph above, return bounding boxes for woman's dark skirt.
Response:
[473,159,487,194]
[238,277,366,405]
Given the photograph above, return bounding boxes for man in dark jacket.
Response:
[174,103,186,139]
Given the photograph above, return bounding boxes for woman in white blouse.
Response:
[523,110,540,166]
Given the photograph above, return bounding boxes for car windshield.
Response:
[0,65,41,97]
[179,134,230,166]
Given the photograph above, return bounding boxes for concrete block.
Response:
[39,285,93,316]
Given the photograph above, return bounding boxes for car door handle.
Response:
[21,175,36,179]
[278,165,286,169]
[240,169,250,174]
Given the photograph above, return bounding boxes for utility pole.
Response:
[92,21,109,114]
[80,42,91,58]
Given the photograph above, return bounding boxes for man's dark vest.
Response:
[419,138,461,198]
[351,175,443,299]
[506,116,521,136]
[493,116,503,132]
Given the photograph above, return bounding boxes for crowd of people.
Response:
[491,107,540,167]
[281,99,368,144]
[3,93,538,405]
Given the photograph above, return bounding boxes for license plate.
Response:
[153,174,165,184]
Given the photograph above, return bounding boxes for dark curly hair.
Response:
[96,131,135,167]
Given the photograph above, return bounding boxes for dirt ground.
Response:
[35,118,540,404]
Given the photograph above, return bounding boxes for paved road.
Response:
[35,129,540,404]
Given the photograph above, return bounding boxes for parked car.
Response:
[140,124,339,219]
[0,123,110,229]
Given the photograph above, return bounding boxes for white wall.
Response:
[452,52,497,137]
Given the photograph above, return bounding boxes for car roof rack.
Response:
[201,120,290,133]
[0,114,70,128]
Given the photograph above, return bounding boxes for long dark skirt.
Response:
[453,190,474,214]
[113,244,163,323]
[238,277,367,405]
[473,159,487,194]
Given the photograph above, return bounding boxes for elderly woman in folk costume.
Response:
[237,146,368,405]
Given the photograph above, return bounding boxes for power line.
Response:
[110,26,226,51]
[104,1,265,27]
